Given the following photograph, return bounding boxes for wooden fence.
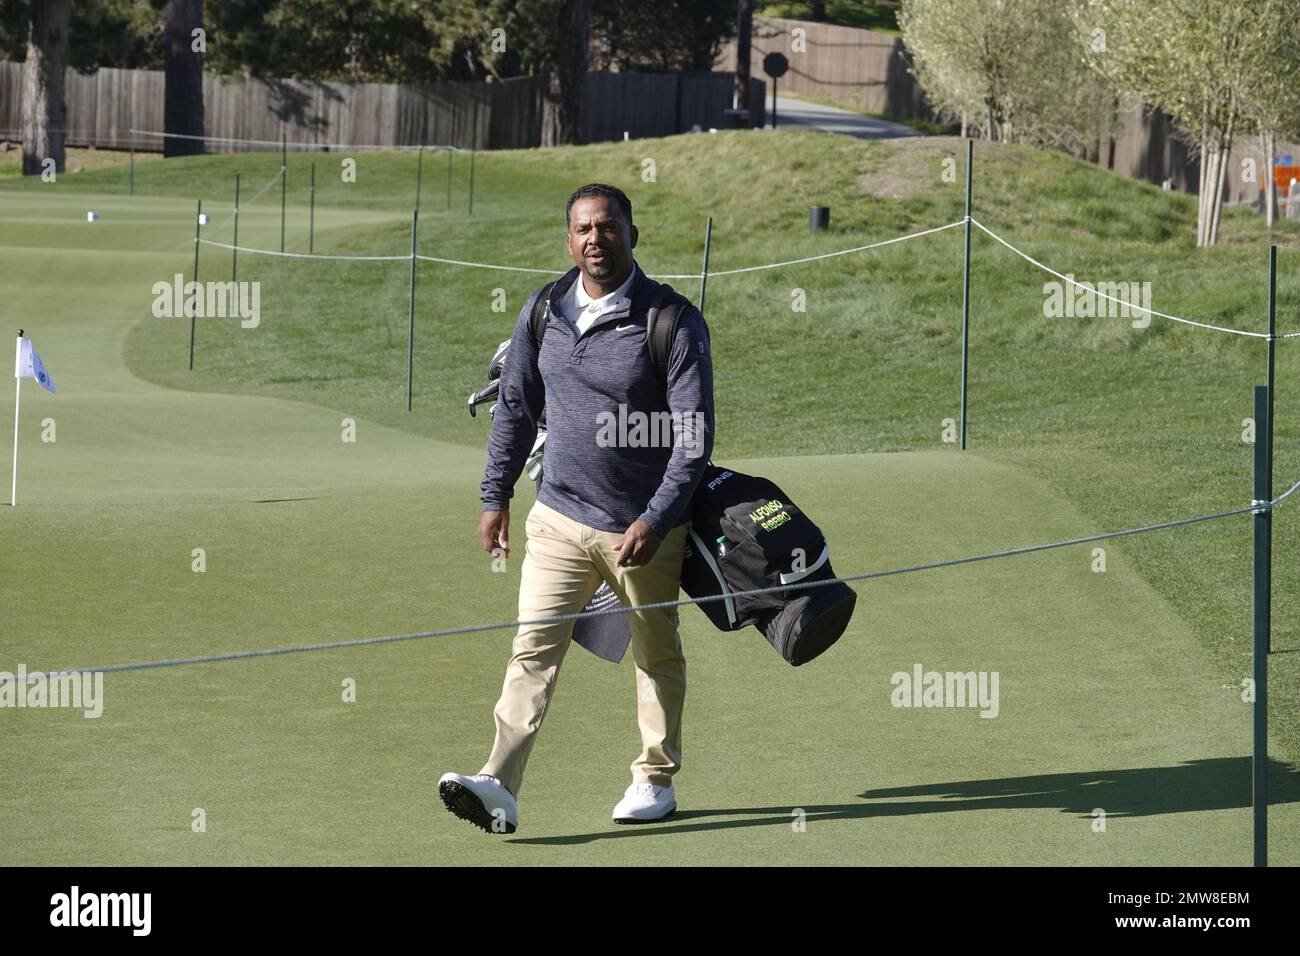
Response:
[715,16,930,121]
[0,62,763,152]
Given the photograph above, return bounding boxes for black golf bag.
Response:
[680,466,857,666]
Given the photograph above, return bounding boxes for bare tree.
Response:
[20,0,71,176]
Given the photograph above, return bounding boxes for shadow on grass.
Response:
[509,757,1300,845]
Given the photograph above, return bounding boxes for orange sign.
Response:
[1274,164,1300,197]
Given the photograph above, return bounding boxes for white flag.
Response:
[16,337,55,394]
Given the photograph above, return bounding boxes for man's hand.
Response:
[480,509,510,559]
[614,519,662,567]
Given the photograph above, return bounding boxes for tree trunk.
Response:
[1198,142,1220,248]
[733,0,752,128]
[1196,130,1206,248]
[541,0,591,147]
[164,0,205,157]
[1201,145,1222,244]
[20,0,70,176]
[1208,106,1235,246]
[1195,105,1210,247]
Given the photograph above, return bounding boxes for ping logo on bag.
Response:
[707,470,734,491]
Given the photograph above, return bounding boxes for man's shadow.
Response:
[509,757,1300,845]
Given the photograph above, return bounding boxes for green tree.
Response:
[424,0,565,81]
[204,0,443,82]
[899,0,1115,153]
[70,0,163,70]
[1077,0,1293,246]
[2,0,162,69]
[424,0,588,144]
[591,0,736,72]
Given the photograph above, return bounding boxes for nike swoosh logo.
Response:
[615,324,637,331]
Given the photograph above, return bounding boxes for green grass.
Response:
[760,1,902,35]
[0,143,165,178]
[2,129,1299,864]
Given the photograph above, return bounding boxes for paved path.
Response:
[767,93,923,139]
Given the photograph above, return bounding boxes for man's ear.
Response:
[630,224,639,249]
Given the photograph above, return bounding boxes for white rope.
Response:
[129,128,461,152]
[1270,477,1300,507]
[403,218,964,278]
[969,218,1270,339]
[197,238,407,261]
[196,227,959,276]
[309,150,425,198]
[699,219,968,277]
[0,127,129,137]
[345,151,411,175]
[415,253,563,274]
[207,167,285,234]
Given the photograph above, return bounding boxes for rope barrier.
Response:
[969,217,1273,339]
[194,218,965,276]
[11,490,1280,679]
[198,238,406,261]
[205,167,284,234]
[190,217,1293,345]
[704,220,967,276]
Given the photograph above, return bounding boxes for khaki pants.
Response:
[480,500,690,798]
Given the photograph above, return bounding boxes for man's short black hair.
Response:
[566,183,633,229]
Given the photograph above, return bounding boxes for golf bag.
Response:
[467,289,856,666]
[680,466,857,666]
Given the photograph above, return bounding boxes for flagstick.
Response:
[11,330,22,506]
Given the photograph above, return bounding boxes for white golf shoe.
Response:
[438,772,518,834]
[612,781,677,823]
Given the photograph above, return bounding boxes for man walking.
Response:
[439,183,714,833]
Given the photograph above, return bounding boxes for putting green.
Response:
[1,191,1295,865]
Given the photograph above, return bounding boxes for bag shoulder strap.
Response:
[528,281,558,348]
[646,282,705,387]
